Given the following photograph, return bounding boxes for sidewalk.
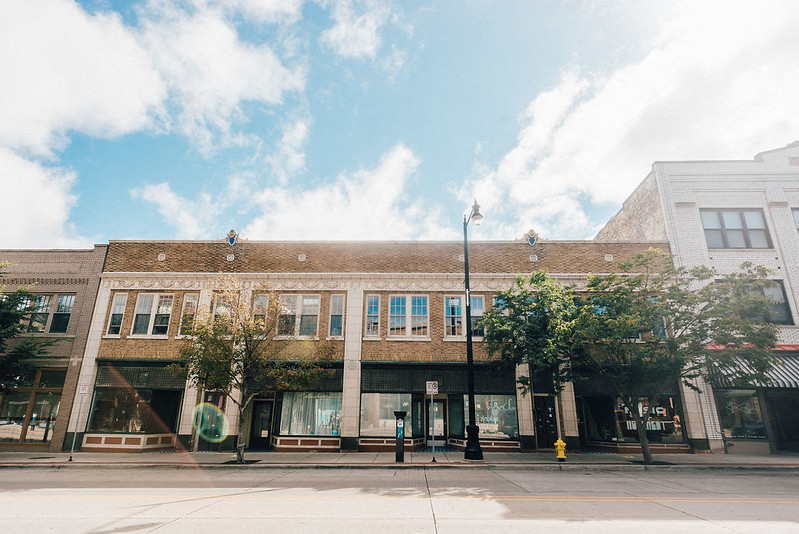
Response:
[2,448,799,470]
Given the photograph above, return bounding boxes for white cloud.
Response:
[320,0,392,59]
[244,144,455,240]
[131,182,220,239]
[469,0,799,240]
[0,148,89,248]
[139,2,305,153]
[265,119,310,185]
[0,0,166,156]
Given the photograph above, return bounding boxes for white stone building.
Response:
[597,142,799,454]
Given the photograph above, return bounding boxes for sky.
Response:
[1,0,798,249]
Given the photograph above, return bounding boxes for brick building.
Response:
[65,238,691,454]
[0,246,107,452]
[597,142,799,454]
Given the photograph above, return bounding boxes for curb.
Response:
[2,462,799,472]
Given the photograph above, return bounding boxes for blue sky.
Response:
[1,0,798,248]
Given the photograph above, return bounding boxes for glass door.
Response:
[426,399,447,445]
[249,400,273,450]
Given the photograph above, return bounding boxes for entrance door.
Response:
[249,400,273,450]
[534,396,558,449]
[426,399,447,446]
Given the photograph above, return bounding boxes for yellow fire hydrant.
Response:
[554,438,567,462]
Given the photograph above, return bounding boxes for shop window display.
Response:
[717,389,767,440]
[465,394,518,439]
[359,393,412,437]
[279,392,341,436]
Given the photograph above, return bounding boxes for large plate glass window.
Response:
[279,392,342,435]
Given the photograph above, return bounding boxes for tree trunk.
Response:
[236,405,247,464]
[634,412,654,464]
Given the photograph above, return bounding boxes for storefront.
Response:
[357,362,519,452]
[0,369,66,449]
[576,375,687,452]
[715,352,799,454]
[80,360,185,451]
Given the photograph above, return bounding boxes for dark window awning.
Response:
[715,352,799,389]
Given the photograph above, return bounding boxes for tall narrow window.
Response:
[764,282,793,325]
[470,295,485,337]
[179,294,198,335]
[444,296,462,336]
[252,294,269,325]
[299,296,319,336]
[278,295,297,335]
[152,295,173,335]
[49,294,74,333]
[389,296,406,336]
[365,295,380,337]
[107,293,127,335]
[329,295,345,337]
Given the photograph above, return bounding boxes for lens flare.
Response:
[193,402,229,443]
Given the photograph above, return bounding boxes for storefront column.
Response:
[515,364,535,450]
[65,281,112,449]
[557,381,580,445]
[339,288,364,450]
[680,377,712,451]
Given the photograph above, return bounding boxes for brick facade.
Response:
[0,246,107,452]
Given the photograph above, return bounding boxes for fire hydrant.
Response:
[554,438,567,462]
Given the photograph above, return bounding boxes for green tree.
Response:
[482,250,778,464]
[173,277,334,463]
[1,262,51,393]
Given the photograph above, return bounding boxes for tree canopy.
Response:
[482,249,779,464]
[1,262,51,393]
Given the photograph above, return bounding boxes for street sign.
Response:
[426,381,438,395]
[78,384,89,395]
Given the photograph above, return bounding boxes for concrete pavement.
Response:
[2,448,799,470]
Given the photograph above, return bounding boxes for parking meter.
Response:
[394,411,407,463]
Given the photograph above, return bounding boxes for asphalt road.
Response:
[1,467,798,533]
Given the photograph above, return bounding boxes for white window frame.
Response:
[277,294,320,338]
[364,295,380,338]
[328,294,345,338]
[106,293,128,336]
[444,295,484,339]
[18,293,76,334]
[130,293,174,337]
[388,295,429,339]
[178,293,199,336]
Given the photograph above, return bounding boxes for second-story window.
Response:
[365,295,380,337]
[278,295,320,337]
[389,295,428,338]
[700,209,771,249]
[329,295,345,337]
[445,295,484,337]
[178,294,198,335]
[106,293,128,335]
[252,294,269,325]
[18,294,76,334]
[131,294,174,336]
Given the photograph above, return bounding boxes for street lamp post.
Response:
[463,200,484,460]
